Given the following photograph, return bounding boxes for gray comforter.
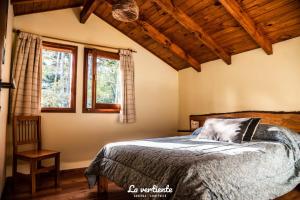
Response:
[85,124,300,200]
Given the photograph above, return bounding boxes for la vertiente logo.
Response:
[127,185,173,198]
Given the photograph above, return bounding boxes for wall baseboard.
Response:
[5,160,91,177]
[5,167,86,179]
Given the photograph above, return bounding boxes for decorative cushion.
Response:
[196,118,253,143]
[192,127,203,136]
[243,118,261,141]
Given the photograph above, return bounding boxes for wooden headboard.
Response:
[190,111,300,133]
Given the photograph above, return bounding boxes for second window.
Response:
[83,48,121,113]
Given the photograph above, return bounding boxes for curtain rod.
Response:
[12,29,137,53]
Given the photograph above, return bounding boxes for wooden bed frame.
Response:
[97,111,300,194]
[190,111,300,133]
[97,176,109,194]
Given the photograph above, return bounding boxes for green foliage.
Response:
[86,56,120,108]
[42,49,120,109]
[86,56,93,108]
[41,49,72,108]
[96,58,120,104]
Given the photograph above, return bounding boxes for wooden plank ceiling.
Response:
[12,0,300,71]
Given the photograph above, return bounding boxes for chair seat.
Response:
[16,149,59,160]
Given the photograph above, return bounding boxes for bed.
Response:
[85,111,300,200]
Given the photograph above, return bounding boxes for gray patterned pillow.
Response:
[196,118,253,143]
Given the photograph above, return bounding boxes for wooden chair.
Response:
[13,115,60,195]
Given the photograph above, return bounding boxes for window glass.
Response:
[96,57,120,104]
[41,42,77,112]
[86,54,93,109]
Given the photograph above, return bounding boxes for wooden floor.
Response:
[3,169,133,200]
[2,168,300,200]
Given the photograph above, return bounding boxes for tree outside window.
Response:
[41,42,77,112]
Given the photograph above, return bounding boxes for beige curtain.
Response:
[12,32,42,116]
[119,49,136,123]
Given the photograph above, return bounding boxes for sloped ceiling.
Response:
[12,0,300,71]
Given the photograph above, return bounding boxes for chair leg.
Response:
[12,157,17,189]
[37,160,42,169]
[36,160,42,184]
[55,154,60,188]
[30,160,37,195]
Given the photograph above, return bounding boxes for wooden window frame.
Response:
[0,0,8,68]
[83,48,121,113]
[41,41,77,113]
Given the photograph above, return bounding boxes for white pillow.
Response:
[196,118,253,143]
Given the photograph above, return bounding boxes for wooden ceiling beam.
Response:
[219,0,273,55]
[80,0,101,24]
[152,0,231,65]
[11,0,48,5]
[104,0,201,71]
[136,20,201,72]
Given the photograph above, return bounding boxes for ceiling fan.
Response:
[112,0,139,22]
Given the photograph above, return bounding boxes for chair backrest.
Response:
[13,116,41,153]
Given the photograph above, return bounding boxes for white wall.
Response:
[0,1,13,195]
[7,8,178,174]
[7,6,300,176]
[179,37,300,129]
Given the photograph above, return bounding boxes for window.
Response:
[41,42,77,112]
[83,48,121,113]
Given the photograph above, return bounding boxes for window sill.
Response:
[41,108,76,113]
[82,108,120,113]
